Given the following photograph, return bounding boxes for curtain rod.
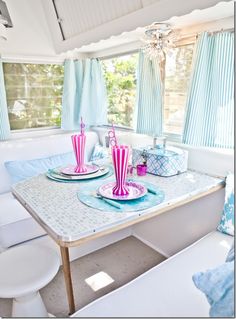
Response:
[207,27,234,34]
[99,49,139,61]
[96,27,234,61]
[188,27,234,39]
[176,27,234,39]
[176,27,234,45]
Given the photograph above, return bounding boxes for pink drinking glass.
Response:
[137,164,147,176]
[71,134,87,173]
[112,145,129,196]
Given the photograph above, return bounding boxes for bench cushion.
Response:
[0,192,46,250]
[5,151,75,184]
[73,231,233,317]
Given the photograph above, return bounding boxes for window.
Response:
[164,44,194,134]
[3,63,64,130]
[102,46,194,134]
[102,53,138,128]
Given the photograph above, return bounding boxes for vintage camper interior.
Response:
[0,0,234,317]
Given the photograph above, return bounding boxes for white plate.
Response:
[48,166,110,181]
[98,181,147,201]
[61,164,99,176]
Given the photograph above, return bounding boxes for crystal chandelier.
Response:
[141,22,178,61]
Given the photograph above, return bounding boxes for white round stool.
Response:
[0,245,60,317]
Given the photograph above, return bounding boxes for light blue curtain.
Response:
[135,50,163,136]
[0,59,10,140]
[182,32,234,148]
[62,58,107,130]
[61,60,83,130]
[80,59,107,126]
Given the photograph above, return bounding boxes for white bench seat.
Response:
[73,231,233,317]
[0,192,46,249]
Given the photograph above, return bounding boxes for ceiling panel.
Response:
[53,0,160,39]
[43,0,232,54]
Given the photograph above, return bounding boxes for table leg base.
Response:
[60,246,76,314]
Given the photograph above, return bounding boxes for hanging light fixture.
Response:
[141,22,178,61]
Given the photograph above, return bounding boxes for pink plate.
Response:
[98,181,147,201]
[61,164,99,176]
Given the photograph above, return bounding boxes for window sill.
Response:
[8,127,65,141]
[163,132,233,156]
[163,132,182,143]
[170,141,234,156]
[91,124,134,132]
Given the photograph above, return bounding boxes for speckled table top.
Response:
[12,171,224,244]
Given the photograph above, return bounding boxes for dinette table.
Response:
[11,169,224,314]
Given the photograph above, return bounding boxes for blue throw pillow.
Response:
[5,152,76,184]
[90,143,109,162]
[217,174,234,236]
[226,242,234,263]
[192,261,234,317]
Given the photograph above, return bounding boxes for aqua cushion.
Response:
[90,143,109,162]
[226,242,234,263]
[217,174,234,236]
[5,152,76,184]
[192,261,234,317]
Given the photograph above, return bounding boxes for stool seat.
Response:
[0,245,60,298]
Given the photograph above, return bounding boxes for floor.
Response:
[0,236,166,317]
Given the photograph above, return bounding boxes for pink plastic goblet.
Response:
[71,134,87,173]
[112,145,129,196]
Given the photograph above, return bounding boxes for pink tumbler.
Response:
[137,164,147,176]
[112,145,130,196]
[71,134,87,173]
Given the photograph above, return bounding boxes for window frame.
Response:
[101,40,195,140]
[3,41,195,140]
[161,41,196,141]
[102,51,139,129]
[2,59,64,133]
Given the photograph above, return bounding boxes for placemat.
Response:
[77,179,165,212]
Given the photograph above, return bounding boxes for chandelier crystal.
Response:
[141,22,178,61]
